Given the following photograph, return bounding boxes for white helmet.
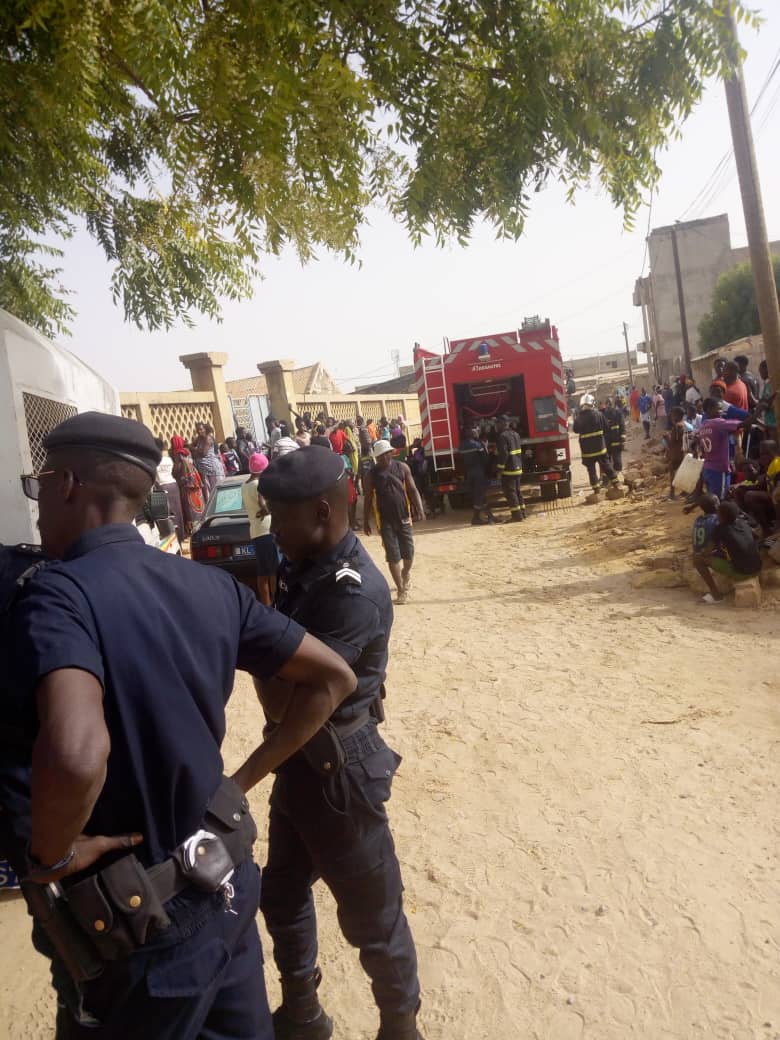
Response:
[579,393,596,408]
[372,439,393,459]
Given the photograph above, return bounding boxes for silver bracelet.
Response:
[27,847,76,876]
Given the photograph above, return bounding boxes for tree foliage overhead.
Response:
[0,0,756,338]
[699,257,780,354]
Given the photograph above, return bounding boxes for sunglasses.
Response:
[20,469,85,501]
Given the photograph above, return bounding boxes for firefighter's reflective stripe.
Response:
[581,447,608,459]
[580,431,603,439]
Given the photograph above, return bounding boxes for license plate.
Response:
[233,544,256,558]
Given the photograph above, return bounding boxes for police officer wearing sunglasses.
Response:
[8,412,357,1040]
[233,446,423,1040]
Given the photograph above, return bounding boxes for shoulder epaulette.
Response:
[334,564,362,585]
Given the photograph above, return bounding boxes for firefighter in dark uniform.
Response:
[233,446,423,1040]
[573,394,618,493]
[6,412,356,1040]
[496,415,526,521]
[602,397,626,475]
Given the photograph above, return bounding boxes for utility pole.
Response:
[622,322,634,386]
[670,224,693,376]
[723,3,780,384]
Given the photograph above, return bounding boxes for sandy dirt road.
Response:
[1,430,778,1039]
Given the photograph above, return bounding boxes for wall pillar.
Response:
[179,352,233,441]
[257,359,297,428]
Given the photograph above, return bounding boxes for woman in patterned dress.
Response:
[192,422,226,503]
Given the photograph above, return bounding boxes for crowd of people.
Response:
[152,411,425,607]
[625,356,777,601]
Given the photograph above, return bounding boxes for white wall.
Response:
[0,309,119,545]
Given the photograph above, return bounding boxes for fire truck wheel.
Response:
[557,478,572,499]
[448,492,470,510]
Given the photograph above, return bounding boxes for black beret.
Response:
[43,411,162,479]
[258,445,345,502]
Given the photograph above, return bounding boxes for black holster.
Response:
[21,881,104,984]
[21,776,256,981]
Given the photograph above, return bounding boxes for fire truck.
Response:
[414,318,572,504]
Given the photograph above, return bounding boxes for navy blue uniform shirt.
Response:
[10,524,305,867]
[276,531,392,723]
[0,544,45,867]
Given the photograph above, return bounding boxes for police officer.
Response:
[233,446,423,1040]
[0,542,45,876]
[496,415,526,522]
[0,542,82,1035]
[9,412,357,1040]
[573,394,618,494]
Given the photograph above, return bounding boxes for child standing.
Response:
[665,405,688,500]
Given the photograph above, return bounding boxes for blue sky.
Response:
[56,7,780,393]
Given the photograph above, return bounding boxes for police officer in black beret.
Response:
[8,412,357,1040]
[233,446,423,1040]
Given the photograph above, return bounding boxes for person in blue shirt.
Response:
[638,388,653,439]
[689,493,721,554]
[234,446,423,1040]
[10,412,356,1040]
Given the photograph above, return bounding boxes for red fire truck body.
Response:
[414,321,572,501]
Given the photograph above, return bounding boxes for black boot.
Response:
[471,509,487,525]
[376,1009,424,1039]
[272,970,333,1040]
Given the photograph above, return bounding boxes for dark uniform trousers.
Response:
[261,723,420,1016]
[61,860,272,1040]
[501,474,525,515]
[582,454,616,491]
[497,432,525,517]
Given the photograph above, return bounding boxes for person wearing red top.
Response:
[723,361,749,410]
[329,423,346,455]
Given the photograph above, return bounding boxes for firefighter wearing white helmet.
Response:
[573,395,618,495]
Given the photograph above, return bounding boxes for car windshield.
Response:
[211,485,246,515]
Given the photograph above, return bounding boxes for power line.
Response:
[678,43,780,222]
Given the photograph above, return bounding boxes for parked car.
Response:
[190,475,257,587]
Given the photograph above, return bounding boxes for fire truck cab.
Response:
[414,318,572,504]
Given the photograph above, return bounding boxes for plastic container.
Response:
[673,453,704,494]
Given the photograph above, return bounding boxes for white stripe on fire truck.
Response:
[528,340,545,351]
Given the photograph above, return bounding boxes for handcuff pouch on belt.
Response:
[21,776,256,982]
